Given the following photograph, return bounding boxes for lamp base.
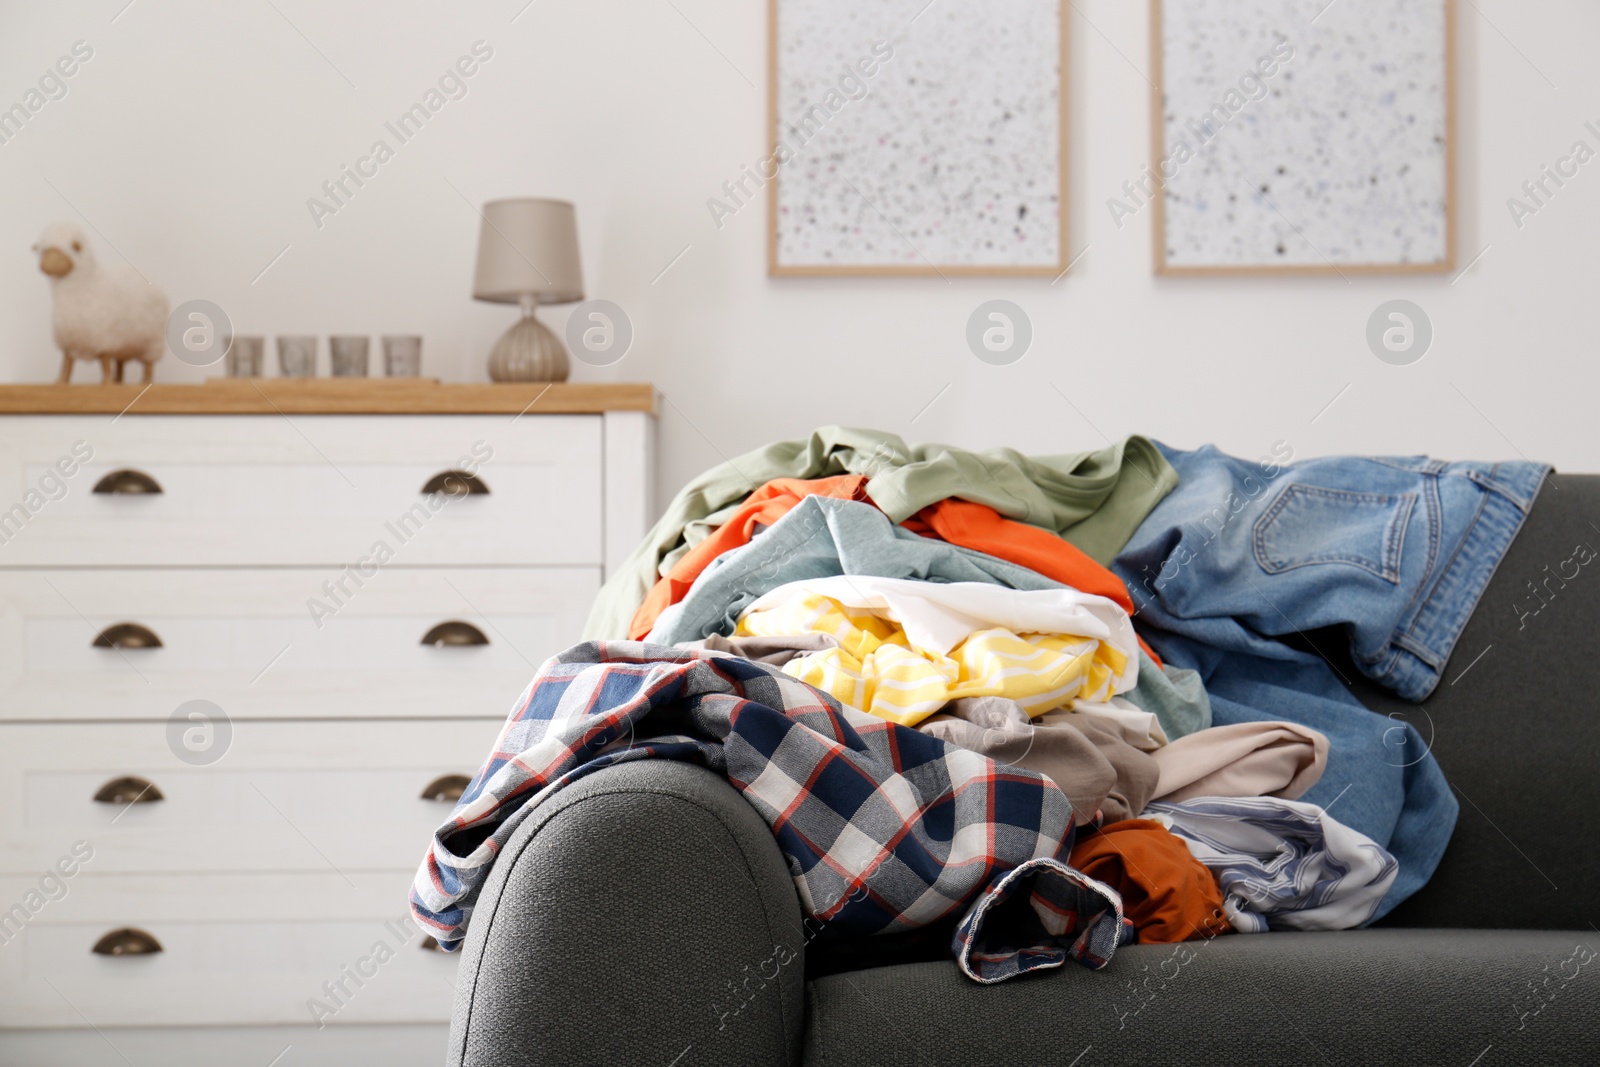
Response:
[487,310,570,383]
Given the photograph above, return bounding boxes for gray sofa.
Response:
[444,476,1600,1066]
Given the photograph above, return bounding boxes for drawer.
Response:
[0,415,601,566]
[3,1025,449,1067]
[0,870,458,1028]
[0,719,500,874]
[0,566,596,720]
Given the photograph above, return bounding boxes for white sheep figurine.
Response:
[34,221,168,384]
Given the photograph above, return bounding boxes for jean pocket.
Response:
[1252,484,1416,583]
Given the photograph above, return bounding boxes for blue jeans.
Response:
[1114,443,1548,917]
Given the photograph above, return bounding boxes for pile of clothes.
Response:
[412,428,1548,982]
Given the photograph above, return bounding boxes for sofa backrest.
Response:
[1346,472,1597,930]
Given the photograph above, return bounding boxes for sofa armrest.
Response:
[446,759,806,1067]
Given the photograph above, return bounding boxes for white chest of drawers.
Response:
[0,381,654,1067]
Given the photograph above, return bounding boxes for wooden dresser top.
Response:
[0,380,655,415]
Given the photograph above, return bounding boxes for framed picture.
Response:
[1151,0,1456,275]
[766,0,1068,276]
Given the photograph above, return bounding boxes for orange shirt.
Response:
[1068,819,1232,943]
[903,499,1136,613]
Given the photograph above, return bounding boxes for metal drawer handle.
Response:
[421,774,471,802]
[421,621,488,647]
[421,470,489,498]
[92,622,163,649]
[93,469,163,495]
[92,928,164,957]
[93,776,164,805]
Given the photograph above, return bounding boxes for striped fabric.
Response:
[1143,796,1399,933]
[410,642,1130,981]
[735,581,1134,727]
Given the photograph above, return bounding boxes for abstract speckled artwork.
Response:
[769,0,1064,274]
[1156,0,1452,272]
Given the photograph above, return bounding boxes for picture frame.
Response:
[766,0,1070,277]
[1150,0,1457,276]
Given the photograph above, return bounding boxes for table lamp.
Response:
[471,198,584,382]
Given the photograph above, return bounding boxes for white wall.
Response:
[1,0,1595,501]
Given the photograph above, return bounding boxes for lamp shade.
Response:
[471,198,584,305]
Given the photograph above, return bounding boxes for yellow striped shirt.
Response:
[737,593,1130,727]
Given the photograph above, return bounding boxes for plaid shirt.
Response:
[411,642,1130,982]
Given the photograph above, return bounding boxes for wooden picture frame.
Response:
[1151,0,1457,276]
[767,0,1070,277]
